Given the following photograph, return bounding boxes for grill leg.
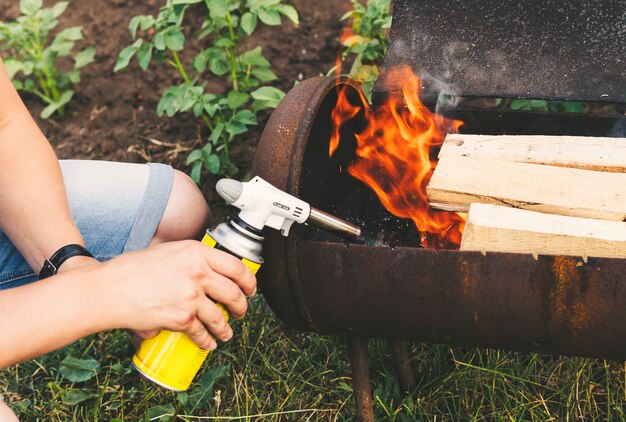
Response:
[348,336,375,422]
[388,340,416,393]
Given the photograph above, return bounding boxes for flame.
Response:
[330,66,465,249]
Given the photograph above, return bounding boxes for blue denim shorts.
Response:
[0,160,173,289]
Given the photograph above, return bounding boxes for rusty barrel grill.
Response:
[251,0,626,418]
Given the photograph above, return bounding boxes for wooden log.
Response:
[461,203,626,259]
[426,156,626,221]
[440,134,626,172]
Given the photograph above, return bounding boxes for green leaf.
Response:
[20,0,43,16]
[209,123,224,144]
[251,67,277,82]
[67,69,80,84]
[190,161,202,183]
[154,32,166,50]
[3,59,22,79]
[276,4,299,24]
[209,57,229,76]
[186,149,204,164]
[225,120,247,136]
[59,356,101,382]
[137,42,153,70]
[510,99,548,111]
[204,154,221,174]
[251,86,284,108]
[239,47,270,67]
[226,91,250,109]
[258,9,281,26]
[50,40,74,56]
[129,16,142,38]
[235,109,258,125]
[157,94,175,117]
[241,12,258,35]
[205,0,229,19]
[164,29,185,51]
[51,1,69,18]
[114,39,142,72]
[188,365,230,411]
[57,26,83,42]
[40,90,74,119]
[193,101,204,116]
[204,102,220,117]
[61,388,97,405]
[74,47,95,69]
[215,37,235,48]
[193,50,210,73]
[147,404,175,422]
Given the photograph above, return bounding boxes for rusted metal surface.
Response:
[252,76,364,330]
[375,0,626,105]
[348,337,375,422]
[252,75,626,362]
[293,241,626,361]
[389,341,417,393]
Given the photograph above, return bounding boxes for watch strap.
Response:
[39,244,94,279]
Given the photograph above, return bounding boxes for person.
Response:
[0,57,257,419]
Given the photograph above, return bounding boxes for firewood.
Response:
[440,134,626,172]
[461,203,626,259]
[426,156,626,221]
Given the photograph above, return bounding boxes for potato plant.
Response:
[115,0,298,181]
[333,0,392,99]
[0,0,96,118]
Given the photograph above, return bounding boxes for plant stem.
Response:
[171,51,191,84]
[201,114,215,132]
[225,9,239,92]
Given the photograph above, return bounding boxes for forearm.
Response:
[0,59,86,271]
[0,264,113,368]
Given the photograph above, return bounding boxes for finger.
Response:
[196,296,234,343]
[133,329,159,339]
[202,247,257,297]
[184,317,217,350]
[201,273,248,320]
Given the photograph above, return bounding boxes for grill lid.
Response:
[374,0,626,105]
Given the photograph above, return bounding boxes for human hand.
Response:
[98,240,257,350]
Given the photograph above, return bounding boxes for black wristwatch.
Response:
[39,244,94,279]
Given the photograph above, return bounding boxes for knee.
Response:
[0,400,19,421]
[152,170,211,244]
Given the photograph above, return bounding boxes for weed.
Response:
[332,0,392,100]
[3,295,626,419]
[0,0,95,119]
[115,0,298,181]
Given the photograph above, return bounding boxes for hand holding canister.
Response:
[132,176,361,391]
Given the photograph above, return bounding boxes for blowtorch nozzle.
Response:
[216,178,243,203]
[215,176,362,240]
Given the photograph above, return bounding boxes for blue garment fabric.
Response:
[0,160,173,289]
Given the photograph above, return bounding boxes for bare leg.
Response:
[0,400,19,421]
[150,170,212,245]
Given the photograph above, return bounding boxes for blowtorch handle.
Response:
[308,208,362,240]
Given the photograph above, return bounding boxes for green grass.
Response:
[3,295,626,420]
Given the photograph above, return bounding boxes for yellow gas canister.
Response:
[132,226,262,391]
[132,176,359,391]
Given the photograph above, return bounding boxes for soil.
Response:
[0,0,345,218]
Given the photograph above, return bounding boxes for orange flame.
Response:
[330,66,465,249]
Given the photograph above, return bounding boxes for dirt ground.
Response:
[0,0,345,215]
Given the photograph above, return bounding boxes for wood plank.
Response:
[426,156,626,221]
[461,203,626,259]
[440,134,626,172]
